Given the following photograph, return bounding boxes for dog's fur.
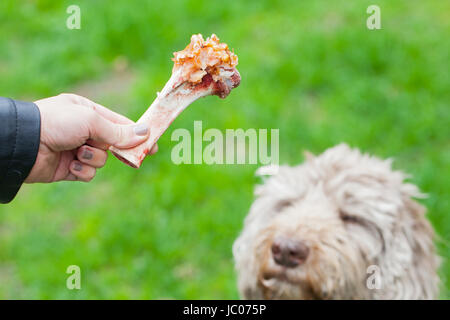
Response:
[233,144,439,299]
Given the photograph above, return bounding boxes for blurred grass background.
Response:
[0,0,449,299]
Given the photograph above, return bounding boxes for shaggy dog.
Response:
[233,144,439,299]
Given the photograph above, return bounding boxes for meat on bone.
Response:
[110,34,241,168]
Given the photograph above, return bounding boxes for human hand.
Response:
[25,93,158,183]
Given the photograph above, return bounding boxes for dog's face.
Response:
[233,144,439,300]
[238,177,369,299]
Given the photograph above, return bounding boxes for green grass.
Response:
[0,0,449,299]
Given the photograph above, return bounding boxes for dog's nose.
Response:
[271,237,309,268]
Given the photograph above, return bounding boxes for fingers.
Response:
[66,142,157,182]
[61,93,134,125]
[68,145,108,182]
[69,160,96,182]
[85,139,109,151]
[64,142,158,182]
[59,93,151,149]
[77,145,108,168]
[86,110,150,149]
[65,173,78,181]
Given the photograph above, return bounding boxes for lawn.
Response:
[0,0,449,299]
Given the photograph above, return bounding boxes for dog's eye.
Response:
[339,210,360,224]
[340,211,372,228]
[341,215,358,223]
[339,210,387,253]
[274,200,293,211]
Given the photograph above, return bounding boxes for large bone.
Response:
[110,34,241,168]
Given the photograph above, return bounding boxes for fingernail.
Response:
[134,124,149,136]
[73,162,83,172]
[82,149,93,160]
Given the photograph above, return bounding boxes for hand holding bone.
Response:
[110,34,241,168]
[27,93,155,183]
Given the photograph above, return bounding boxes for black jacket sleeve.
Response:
[0,97,41,204]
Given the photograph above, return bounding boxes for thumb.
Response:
[89,114,150,149]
